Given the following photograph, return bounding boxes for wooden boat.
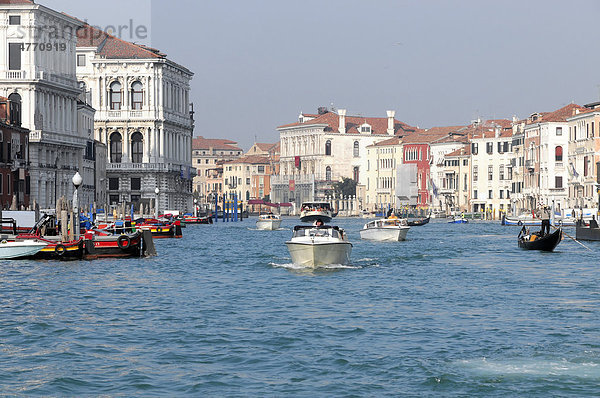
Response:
[518,227,562,252]
[407,216,430,227]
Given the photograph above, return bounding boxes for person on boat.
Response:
[315,219,324,227]
[590,215,599,229]
[537,205,551,236]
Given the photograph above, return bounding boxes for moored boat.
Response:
[360,218,410,241]
[0,239,48,259]
[286,225,352,267]
[83,229,154,258]
[518,227,562,252]
[256,213,282,230]
[299,202,334,223]
[134,218,183,238]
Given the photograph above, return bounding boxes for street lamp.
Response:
[194,198,198,217]
[154,187,160,218]
[72,171,83,240]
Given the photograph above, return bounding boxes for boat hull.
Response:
[575,225,600,241]
[285,241,352,267]
[0,240,48,259]
[518,228,562,252]
[256,219,282,230]
[449,219,468,224]
[503,216,576,226]
[360,226,409,241]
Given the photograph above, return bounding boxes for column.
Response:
[149,127,155,161]
[122,129,130,163]
[160,128,165,160]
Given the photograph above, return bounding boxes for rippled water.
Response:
[1,218,599,396]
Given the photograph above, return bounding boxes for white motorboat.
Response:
[0,239,48,259]
[286,225,352,267]
[256,213,282,230]
[360,217,410,241]
[299,202,334,223]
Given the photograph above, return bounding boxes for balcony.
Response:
[525,160,535,171]
[376,188,392,194]
[107,162,184,173]
[4,70,24,79]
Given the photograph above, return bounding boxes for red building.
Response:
[0,96,30,209]
[401,139,431,208]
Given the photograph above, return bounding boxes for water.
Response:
[1,218,600,396]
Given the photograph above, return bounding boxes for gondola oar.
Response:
[552,224,592,251]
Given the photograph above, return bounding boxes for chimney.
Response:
[495,127,500,138]
[512,115,518,123]
[386,110,395,135]
[574,108,580,115]
[338,109,346,134]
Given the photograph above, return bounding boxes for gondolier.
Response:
[536,205,551,236]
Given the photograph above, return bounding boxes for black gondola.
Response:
[518,227,562,252]
[407,216,430,227]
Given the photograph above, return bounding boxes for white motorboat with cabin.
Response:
[256,213,282,230]
[299,202,334,223]
[360,217,410,241]
[286,225,352,267]
[0,239,48,259]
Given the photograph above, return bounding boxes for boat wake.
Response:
[454,357,600,379]
[268,262,361,270]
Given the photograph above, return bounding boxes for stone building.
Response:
[76,22,194,212]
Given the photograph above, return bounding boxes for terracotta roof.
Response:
[192,136,242,151]
[539,103,585,122]
[482,119,513,129]
[255,143,276,151]
[76,22,166,59]
[445,145,471,157]
[368,137,402,147]
[401,128,459,144]
[0,0,34,4]
[223,155,270,165]
[278,111,416,136]
[470,129,513,139]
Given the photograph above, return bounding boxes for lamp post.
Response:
[194,198,198,217]
[72,171,83,240]
[154,187,160,219]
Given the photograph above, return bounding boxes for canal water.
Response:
[1,218,599,396]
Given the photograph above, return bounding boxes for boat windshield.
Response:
[293,227,340,239]
[300,202,331,212]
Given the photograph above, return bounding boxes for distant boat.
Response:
[286,225,352,267]
[518,227,562,252]
[0,239,48,259]
[256,214,282,230]
[575,219,600,241]
[360,218,410,241]
[502,214,576,226]
[299,202,333,223]
[448,217,468,224]
[407,216,430,227]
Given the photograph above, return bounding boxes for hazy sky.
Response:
[45,0,600,150]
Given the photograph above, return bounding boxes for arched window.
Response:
[110,81,122,110]
[8,93,21,126]
[246,191,250,200]
[555,146,563,162]
[131,132,143,163]
[325,140,331,156]
[353,166,359,182]
[131,81,143,110]
[110,132,122,163]
[325,166,332,181]
[353,141,359,157]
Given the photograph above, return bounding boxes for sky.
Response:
[45,0,600,150]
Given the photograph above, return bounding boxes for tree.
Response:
[333,178,357,197]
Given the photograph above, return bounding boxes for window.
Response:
[258,165,265,173]
[109,194,119,204]
[246,191,250,200]
[9,16,20,25]
[326,166,332,181]
[110,81,122,110]
[8,93,21,126]
[507,167,513,180]
[488,190,493,199]
[246,178,250,185]
[0,173,2,193]
[584,156,589,177]
[473,165,478,181]
[497,142,503,153]
[555,176,563,188]
[131,81,143,110]
[77,54,86,66]
[109,178,119,190]
[131,194,141,202]
[110,132,122,163]
[131,177,141,190]
[353,166,359,182]
[463,173,467,191]
[131,132,143,163]
[499,165,504,180]
[556,127,562,136]
[353,141,359,157]
[500,190,504,199]
[474,190,478,199]
[486,142,493,154]
[555,146,563,162]
[593,123,596,137]
[325,140,331,156]
[471,143,478,155]
[8,43,21,70]
[488,165,493,180]
[360,124,371,133]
